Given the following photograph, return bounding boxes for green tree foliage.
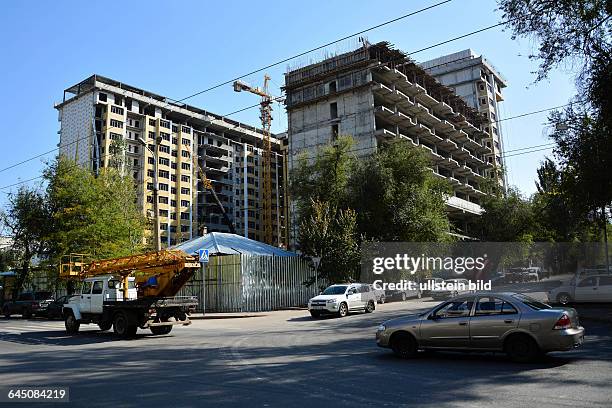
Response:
[0,187,48,295]
[44,156,148,264]
[499,0,612,216]
[350,139,451,242]
[473,187,534,242]
[298,200,359,285]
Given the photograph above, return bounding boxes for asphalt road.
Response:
[0,297,611,408]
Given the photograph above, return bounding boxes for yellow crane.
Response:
[233,75,274,245]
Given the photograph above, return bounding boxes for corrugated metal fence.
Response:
[177,254,318,313]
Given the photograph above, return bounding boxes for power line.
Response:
[174,0,453,103]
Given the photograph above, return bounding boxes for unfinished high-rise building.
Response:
[283,41,495,239]
[55,75,288,247]
[421,49,507,186]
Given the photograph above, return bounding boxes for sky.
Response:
[0,0,577,209]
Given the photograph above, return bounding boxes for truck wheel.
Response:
[22,308,32,319]
[2,306,10,318]
[150,325,172,335]
[113,312,136,338]
[65,313,80,335]
[98,321,112,331]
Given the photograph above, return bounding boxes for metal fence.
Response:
[176,254,318,313]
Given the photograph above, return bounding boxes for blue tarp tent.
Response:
[172,232,297,257]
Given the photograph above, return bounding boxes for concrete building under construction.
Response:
[283,41,495,237]
[55,75,288,247]
[421,49,508,186]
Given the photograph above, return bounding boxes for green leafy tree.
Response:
[298,200,360,285]
[350,139,451,242]
[473,187,534,242]
[44,156,148,264]
[0,187,49,295]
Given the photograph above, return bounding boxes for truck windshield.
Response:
[322,286,348,295]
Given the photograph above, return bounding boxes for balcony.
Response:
[446,196,483,215]
[375,128,396,140]
[414,90,438,107]
[432,101,452,116]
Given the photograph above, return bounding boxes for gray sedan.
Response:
[376,292,584,362]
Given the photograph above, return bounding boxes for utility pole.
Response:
[603,205,610,272]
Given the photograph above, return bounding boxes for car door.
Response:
[597,276,612,302]
[90,280,104,314]
[469,296,519,350]
[346,286,363,311]
[419,298,474,349]
[574,276,599,302]
[79,281,93,313]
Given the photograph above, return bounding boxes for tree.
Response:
[473,187,534,242]
[44,156,148,265]
[0,187,48,295]
[298,200,360,285]
[350,139,451,242]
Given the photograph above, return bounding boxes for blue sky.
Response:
[0,0,577,208]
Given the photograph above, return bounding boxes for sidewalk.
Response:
[189,307,308,320]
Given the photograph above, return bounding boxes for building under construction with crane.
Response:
[284,41,496,240]
[55,74,288,248]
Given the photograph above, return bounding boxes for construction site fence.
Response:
[176,254,320,313]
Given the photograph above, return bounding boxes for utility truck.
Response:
[60,250,200,338]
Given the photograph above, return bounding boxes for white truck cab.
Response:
[308,283,376,318]
[65,275,136,319]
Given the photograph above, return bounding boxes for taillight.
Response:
[553,313,571,330]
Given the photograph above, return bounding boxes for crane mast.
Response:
[233,75,274,245]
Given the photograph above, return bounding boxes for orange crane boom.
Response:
[60,250,200,299]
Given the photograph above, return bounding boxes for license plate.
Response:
[311,306,325,309]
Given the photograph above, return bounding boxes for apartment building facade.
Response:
[421,49,507,185]
[283,42,496,238]
[55,75,287,248]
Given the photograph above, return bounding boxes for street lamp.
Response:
[138,137,161,252]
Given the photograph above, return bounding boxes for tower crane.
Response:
[232,75,275,245]
[184,143,236,235]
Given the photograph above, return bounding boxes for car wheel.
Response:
[401,292,407,301]
[2,306,10,318]
[365,300,375,313]
[22,308,32,319]
[505,334,540,363]
[337,302,348,318]
[557,293,572,305]
[309,310,321,318]
[417,291,422,299]
[391,332,418,359]
[64,313,80,335]
[379,296,386,304]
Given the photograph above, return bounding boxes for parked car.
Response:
[308,283,376,318]
[369,284,386,304]
[548,274,612,304]
[504,268,528,283]
[376,292,584,362]
[385,284,422,302]
[421,277,444,297]
[430,278,470,300]
[2,291,54,318]
[45,295,73,319]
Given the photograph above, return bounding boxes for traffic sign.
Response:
[198,249,209,263]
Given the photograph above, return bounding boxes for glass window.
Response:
[82,281,93,294]
[578,277,598,287]
[322,285,347,295]
[92,281,103,294]
[434,299,474,318]
[475,297,517,315]
[599,276,612,286]
[512,294,551,310]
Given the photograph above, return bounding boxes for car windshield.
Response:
[322,285,348,295]
[512,293,551,310]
